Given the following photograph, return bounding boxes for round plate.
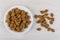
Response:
[4,5,33,35]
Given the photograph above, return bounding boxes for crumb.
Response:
[51,28,55,32]
[44,9,48,12]
[49,21,53,24]
[37,28,41,31]
[50,13,54,17]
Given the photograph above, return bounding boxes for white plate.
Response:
[4,5,33,35]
